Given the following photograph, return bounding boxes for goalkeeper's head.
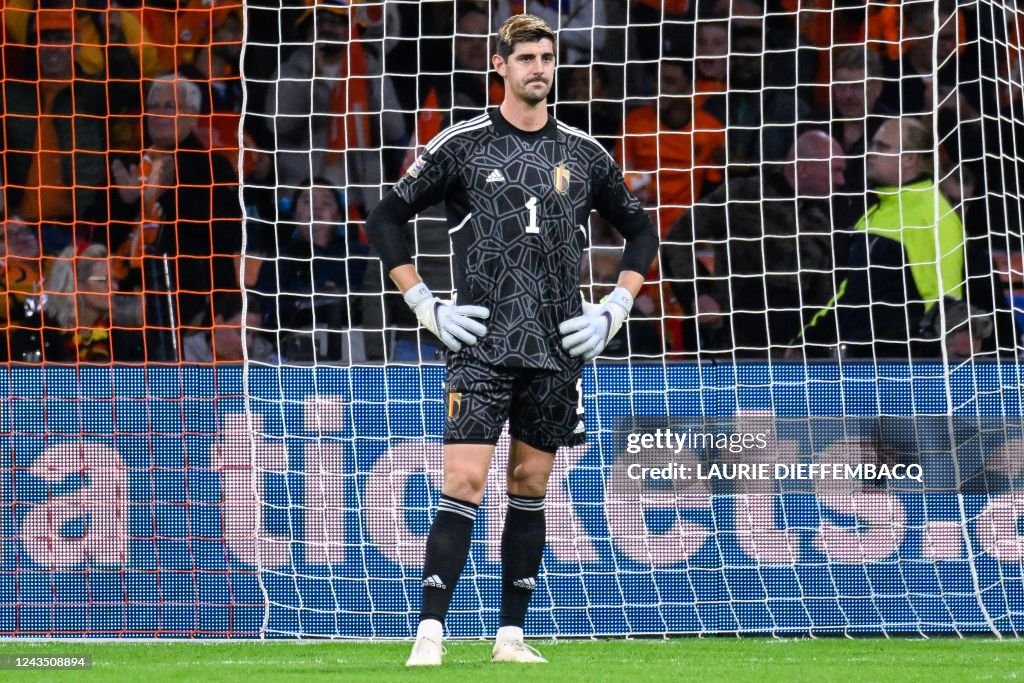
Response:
[494,14,557,107]
[496,14,556,62]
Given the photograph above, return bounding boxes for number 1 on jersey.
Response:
[525,196,540,234]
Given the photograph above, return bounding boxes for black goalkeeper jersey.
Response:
[393,109,651,371]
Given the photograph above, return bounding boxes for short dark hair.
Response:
[290,176,343,219]
[832,45,884,80]
[496,13,556,60]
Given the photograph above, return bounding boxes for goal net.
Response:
[1,0,1023,639]
[235,0,1024,638]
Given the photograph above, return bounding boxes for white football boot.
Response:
[406,619,445,667]
[491,626,548,663]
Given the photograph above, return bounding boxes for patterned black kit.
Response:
[394,109,651,451]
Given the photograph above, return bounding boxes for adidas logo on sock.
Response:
[485,169,506,183]
[512,577,536,591]
[423,574,447,590]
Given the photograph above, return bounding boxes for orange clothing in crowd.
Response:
[615,107,725,233]
[694,77,726,113]
[783,0,901,60]
[784,0,967,107]
[16,83,74,223]
[402,76,504,173]
[0,258,41,323]
[783,0,900,107]
[111,0,241,78]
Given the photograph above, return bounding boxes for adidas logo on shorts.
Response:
[512,577,536,591]
[485,169,506,183]
[423,574,447,590]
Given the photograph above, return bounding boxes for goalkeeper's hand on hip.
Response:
[404,283,490,353]
[558,287,634,361]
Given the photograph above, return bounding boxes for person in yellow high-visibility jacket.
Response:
[801,116,966,359]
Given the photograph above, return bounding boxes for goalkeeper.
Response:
[366,13,658,666]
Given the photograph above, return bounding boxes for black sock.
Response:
[419,494,478,624]
[500,494,546,628]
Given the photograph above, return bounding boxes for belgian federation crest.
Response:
[448,392,463,420]
[553,163,571,194]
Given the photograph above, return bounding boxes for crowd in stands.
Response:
[2,0,1023,363]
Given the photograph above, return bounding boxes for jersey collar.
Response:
[490,108,558,140]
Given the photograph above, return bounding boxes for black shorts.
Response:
[444,355,586,453]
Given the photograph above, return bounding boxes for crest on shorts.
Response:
[448,392,463,420]
[553,163,570,194]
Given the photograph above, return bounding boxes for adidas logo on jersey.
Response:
[512,577,536,591]
[423,574,447,590]
[574,420,586,434]
[485,169,506,183]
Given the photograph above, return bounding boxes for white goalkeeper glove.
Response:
[404,283,490,353]
[558,287,634,361]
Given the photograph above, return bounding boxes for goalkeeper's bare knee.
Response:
[441,443,496,504]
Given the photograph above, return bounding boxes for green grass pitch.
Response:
[0,638,1020,682]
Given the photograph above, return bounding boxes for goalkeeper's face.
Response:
[495,39,556,106]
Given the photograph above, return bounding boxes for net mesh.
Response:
[0,0,1022,638]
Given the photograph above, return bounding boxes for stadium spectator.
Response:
[242,124,279,225]
[829,46,894,196]
[694,14,728,103]
[43,244,144,362]
[662,129,846,357]
[555,63,619,152]
[449,8,500,119]
[975,8,1024,255]
[881,0,963,117]
[2,1,115,79]
[256,179,369,362]
[494,0,606,65]
[183,291,275,363]
[109,75,242,358]
[263,0,405,214]
[2,8,108,253]
[885,0,988,189]
[615,59,725,233]
[402,9,504,173]
[802,117,967,359]
[941,163,1020,356]
[780,0,900,107]
[628,0,691,65]
[100,12,146,157]
[178,2,245,160]
[257,179,369,324]
[24,3,148,155]
[0,216,56,363]
[241,122,282,282]
[703,19,812,176]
